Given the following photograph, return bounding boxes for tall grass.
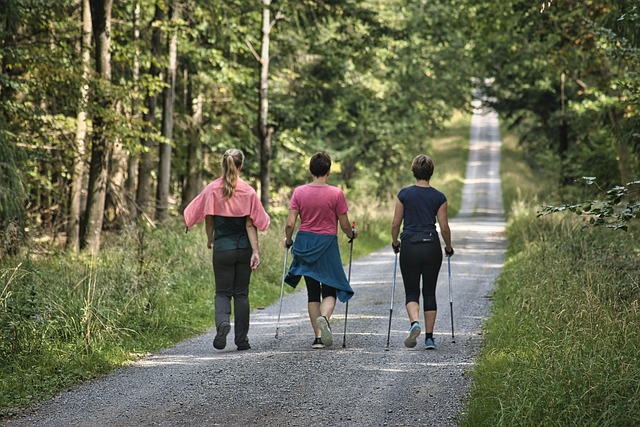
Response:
[0,113,471,418]
[0,226,218,416]
[461,128,640,426]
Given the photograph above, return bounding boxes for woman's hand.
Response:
[206,215,215,249]
[250,252,261,270]
[392,241,401,254]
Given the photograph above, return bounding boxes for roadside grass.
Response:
[0,113,470,418]
[460,129,640,426]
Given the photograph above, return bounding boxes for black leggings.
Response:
[399,239,443,311]
[304,276,337,303]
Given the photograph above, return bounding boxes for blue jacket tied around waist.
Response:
[284,231,354,303]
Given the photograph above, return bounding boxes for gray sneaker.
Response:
[213,321,231,350]
[404,323,421,348]
[316,316,333,347]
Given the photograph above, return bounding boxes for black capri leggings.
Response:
[399,239,443,311]
[304,276,337,303]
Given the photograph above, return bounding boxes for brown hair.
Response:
[411,154,434,181]
[222,149,244,198]
[309,151,332,177]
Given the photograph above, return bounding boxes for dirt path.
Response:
[3,108,506,427]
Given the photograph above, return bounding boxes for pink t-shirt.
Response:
[290,184,349,235]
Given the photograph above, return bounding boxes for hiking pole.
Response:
[447,254,455,343]
[342,222,356,348]
[275,246,289,339]
[385,252,399,351]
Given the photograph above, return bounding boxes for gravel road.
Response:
[3,108,506,427]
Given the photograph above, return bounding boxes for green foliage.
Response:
[3,0,638,245]
[538,177,640,230]
[1,0,481,248]
[468,0,640,188]
[268,0,474,196]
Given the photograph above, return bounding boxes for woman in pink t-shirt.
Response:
[284,152,357,349]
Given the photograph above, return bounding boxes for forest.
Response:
[1,0,639,421]
[1,0,638,255]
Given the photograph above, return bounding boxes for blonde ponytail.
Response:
[222,149,244,198]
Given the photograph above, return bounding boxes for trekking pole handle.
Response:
[349,221,356,242]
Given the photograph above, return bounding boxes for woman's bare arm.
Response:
[246,217,260,270]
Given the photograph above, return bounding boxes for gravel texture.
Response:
[3,108,506,427]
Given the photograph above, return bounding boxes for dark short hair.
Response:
[411,155,434,180]
[309,151,332,177]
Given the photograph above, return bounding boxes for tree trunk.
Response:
[125,1,142,221]
[67,0,91,252]
[82,0,113,254]
[609,109,633,186]
[155,2,179,222]
[183,82,203,211]
[136,0,164,219]
[558,72,571,185]
[1,5,23,102]
[558,72,569,158]
[105,100,128,227]
[259,0,274,209]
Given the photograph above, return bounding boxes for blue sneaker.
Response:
[404,323,421,348]
[425,337,436,350]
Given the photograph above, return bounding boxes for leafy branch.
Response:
[537,177,640,231]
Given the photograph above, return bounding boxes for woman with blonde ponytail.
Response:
[222,149,242,199]
[183,148,270,351]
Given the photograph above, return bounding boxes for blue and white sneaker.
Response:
[403,323,421,348]
[425,337,436,350]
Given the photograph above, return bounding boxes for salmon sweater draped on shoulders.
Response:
[183,177,270,232]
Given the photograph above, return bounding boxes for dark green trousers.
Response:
[213,248,252,347]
